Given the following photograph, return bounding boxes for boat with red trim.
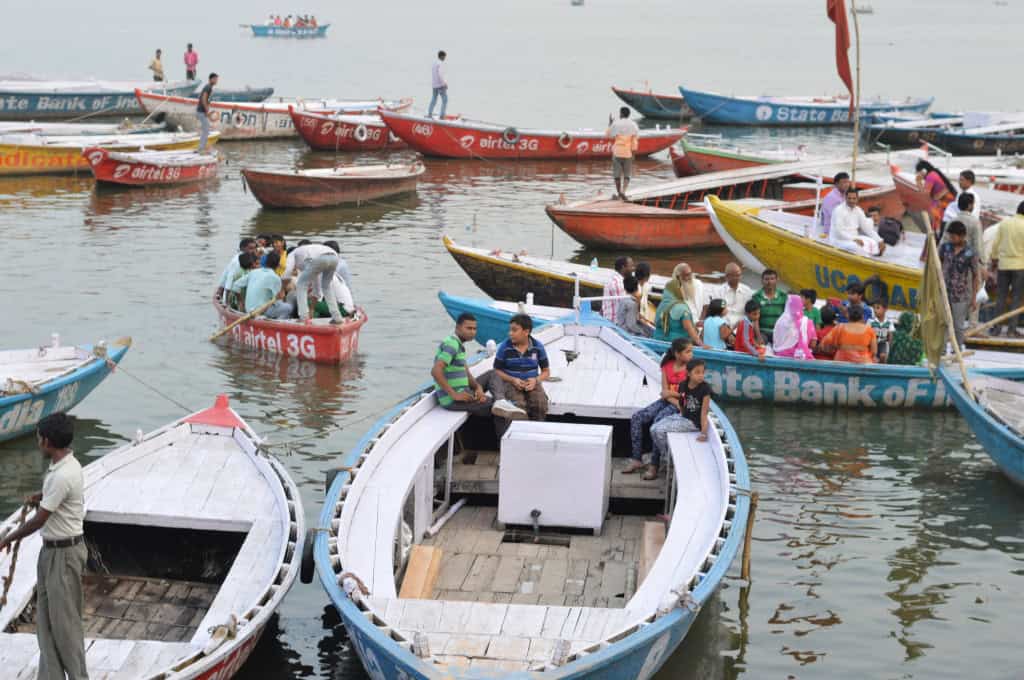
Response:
[241,162,424,209]
[289,107,406,151]
[83,147,220,186]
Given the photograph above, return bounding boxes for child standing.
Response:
[870,296,895,363]
[624,340,693,478]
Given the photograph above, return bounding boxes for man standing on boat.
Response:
[0,413,88,680]
[818,172,851,235]
[148,48,164,82]
[606,107,639,200]
[282,242,346,325]
[428,50,448,119]
[601,256,634,324]
[988,201,1024,337]
[184,43,199,80]
[196,72,218,154]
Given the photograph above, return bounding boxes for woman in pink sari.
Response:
[772,294,817,359]
[915,160,957,234]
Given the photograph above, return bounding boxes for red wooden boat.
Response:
[241,162,424,208]
[545,158,904,250]
[83,147,219,186]
[288,107,406,151]
[892,168,1008,227]
[379,110,685,160]
[214,300,367,364]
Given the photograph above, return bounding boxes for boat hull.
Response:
[865,123,949,148]
[941,369,1024,487]
[83,148,219,186]
[206,86,275,103]
[669,144,773,177]
[545,201,725,250]
[214,301,366,363]
[679,87,933,126]
[0,83,195,120]
[936,132,1024,156]
[289,108,406,151]
[0,134,214,176]
[380,111,685,159]
[707,196,923,310]
[241,167,421,208]
[0,340,130,443]
[250,24,329,37]
[611,86,692,120]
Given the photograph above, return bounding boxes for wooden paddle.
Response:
[965,303,1024,338]
[209,299,276,341]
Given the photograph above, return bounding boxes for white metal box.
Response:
[498,421,613,532]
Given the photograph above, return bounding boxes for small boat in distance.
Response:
[611,85,694,120]
[250,23,330,38]
[83,147,220,186]
[241,163,424,208]
[0,394,304,678]
[0,336,131,443]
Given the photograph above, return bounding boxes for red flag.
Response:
[827,0,854,113]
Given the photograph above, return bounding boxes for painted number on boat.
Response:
[231,325,317,360]
[412,123,434,136]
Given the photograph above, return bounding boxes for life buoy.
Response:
[388,131,401,145]
[231,110,245,127]
[354,124,369,142]
[557,132,573,149]
[502,127,520,144]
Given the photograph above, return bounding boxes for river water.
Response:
[3,0,1023,678]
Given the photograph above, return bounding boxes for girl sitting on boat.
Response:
[702,299,734,350]
[772,294,817,360]
[624,339,692,480]
[647,358,714,477]
[733,299,766,360]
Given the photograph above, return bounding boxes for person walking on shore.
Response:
[196,72,218,153]
[428,51,448,119]
[184,43,199,80]
[0,413,89,680]
[606,107,639,200]
[148,49,164,82]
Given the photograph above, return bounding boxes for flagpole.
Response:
[850,0,861,186]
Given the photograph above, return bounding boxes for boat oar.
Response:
[964,303,1024,338]
[209,299,276,341]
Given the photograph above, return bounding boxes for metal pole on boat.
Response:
[573,274,581,355]
[811,174,824,237]
[850,0,862,186]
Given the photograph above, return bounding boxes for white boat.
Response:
[0,121,165,136]
[0,395,304,679]
[312,321,751,678]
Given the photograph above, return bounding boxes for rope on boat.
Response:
[112,363,195,414]
[0,505,30,608]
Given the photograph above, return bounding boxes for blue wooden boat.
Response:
[438,292,1024,409]
[678,86,932,126]
[940,369,1024,488]
[311,320,750,679]
[250,24,329,38]
[0,337,131,443]
[611,86,693,120]
[194,84,275,103]
[0,80,196,120]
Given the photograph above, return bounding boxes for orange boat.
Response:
[545,159,905,250]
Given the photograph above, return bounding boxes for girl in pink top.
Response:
[625,339,693,476]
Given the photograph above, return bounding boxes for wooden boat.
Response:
[669,137,807,177]
[135,89,413,141]
[289,107,406,151]
[679,86,932,126]
[0,120,165,136]
[864,114,965,148]
[250,23,330,37]
[940,370,1024,487]
[442,235,671,307]
[0,79,195,120]
[0,336,130,443]
[545,157,904,251]
[611,85,693,120]
[0,130,218,176]
[438,292,1024,409]
[241,162,424,209]
[213,299,368,363]
[194,84,275,103]
[379,110,685,159]
[936,119,1024,155]
[706,195,925,310]
[890,169,1020,226]
[83,147,219,186]
[312,320,751,678]
[0,394,304,678]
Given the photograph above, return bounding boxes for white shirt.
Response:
[40,453,85,541]
[829,203,881,247]
[218,253,244,303]
[942,187,980,223]
[432,60,446,89]
[282,243,335,280]
[710,281,753,326]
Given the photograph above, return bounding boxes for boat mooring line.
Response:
[112,363,196,414]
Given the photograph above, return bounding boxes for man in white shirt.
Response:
[711,262,753,326]
[215,237,259,303]
[428,50,448,119]
[942,170,981,224]
[282,242,348,323]
[0,413,88,680]
[601,256,634,323]
[828,188,886,256]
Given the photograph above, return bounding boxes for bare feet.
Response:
[622,459,646,474]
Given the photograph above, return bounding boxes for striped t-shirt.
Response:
[434,335,469,406]
[494,336,549,380]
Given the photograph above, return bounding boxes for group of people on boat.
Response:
[266,14,319,27]
[214,235,356,323]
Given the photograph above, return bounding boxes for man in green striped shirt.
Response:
[752,268,787,342]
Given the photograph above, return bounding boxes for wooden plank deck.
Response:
[2,633,195,680]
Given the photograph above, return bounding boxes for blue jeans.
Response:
[196,111,211,152]
[428,86,448,118]
[629,399,677,460]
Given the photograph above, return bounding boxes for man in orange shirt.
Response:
[606,106,639,200]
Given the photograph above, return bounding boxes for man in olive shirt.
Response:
[0,413,88,680]
[752,269,787,342]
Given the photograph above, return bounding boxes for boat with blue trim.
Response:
[0,336,130,442]
[250,24,329,38]
[611,86,693,120]
[310,320,750,678]
[678,86,932,126]
[940,370,1024,487]
[0,79,195,120]
[437,292,1024,409]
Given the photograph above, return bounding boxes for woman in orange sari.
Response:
[824,304,877,363]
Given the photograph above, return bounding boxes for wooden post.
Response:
[925,236,972,391]
[209,298,276,341]
[740,491,759,582]
[850,0,862,186]
[965,303,1024,337]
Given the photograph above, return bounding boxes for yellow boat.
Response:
[0,131,219,176]
[706,194,925,310]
